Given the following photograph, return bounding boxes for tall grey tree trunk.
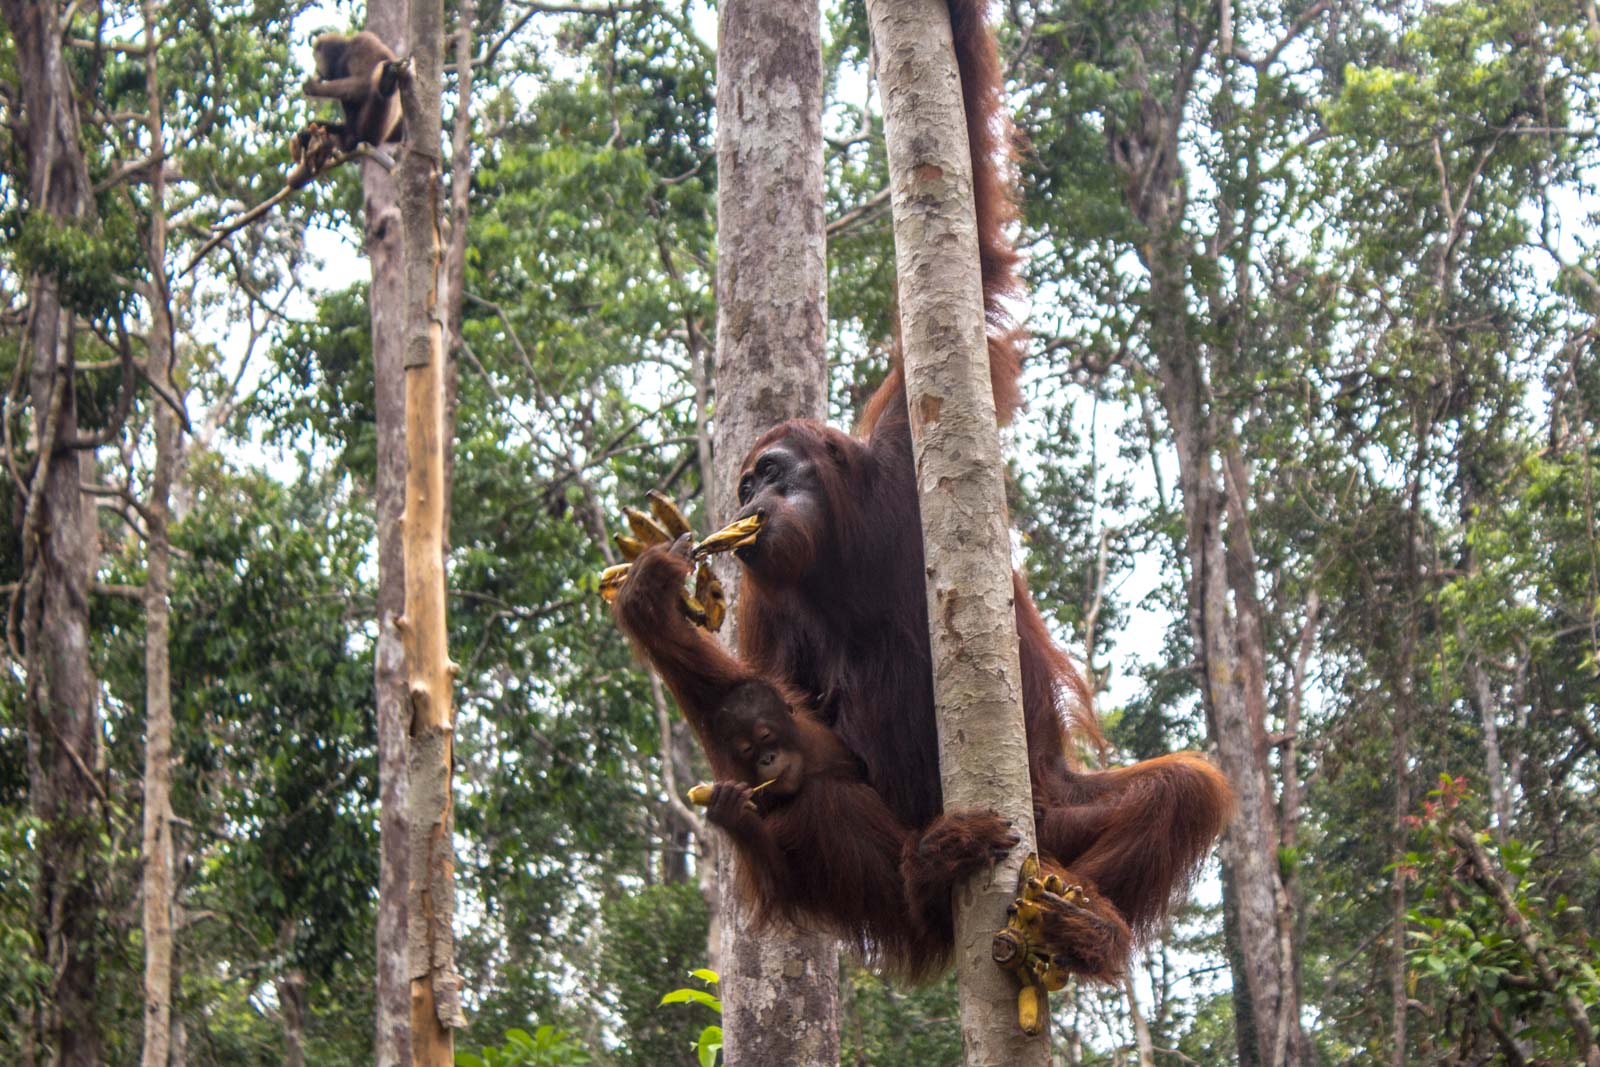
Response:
[139,2,180,1060]
[0,2,104,1062]
[1096,19,1303,1054]
[362,4,412,1065]
[711,0,838,1060]
[1154,327,1298,1066]
[868,0,1048,1060]
[277,969,307,1067]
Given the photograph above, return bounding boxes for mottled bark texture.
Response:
[397,0,466,1061]
[140,1,179,1058]
[866,0,1048,1061]
[711,0,838,1060]
[363,2,412,1063]
[0,1,104,1062]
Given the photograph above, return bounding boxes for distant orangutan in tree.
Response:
[289,30,405,186]
[605,0,1233,984]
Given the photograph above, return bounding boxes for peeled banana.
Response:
[693,512,767,558]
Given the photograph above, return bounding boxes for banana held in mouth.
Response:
[692,511,767,559]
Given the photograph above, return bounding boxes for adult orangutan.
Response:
[611,0,1232,981]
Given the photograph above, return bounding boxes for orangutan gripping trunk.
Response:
[611,0,1232,984]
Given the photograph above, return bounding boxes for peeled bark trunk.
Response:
[397,2,466,1061]
[711,0,838,1059]
[868,0,1048,1060]
[0,2,104,1062]
[362,3,412,1064]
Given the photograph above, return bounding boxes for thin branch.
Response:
[827,185,891,237]
[183,142,396,275]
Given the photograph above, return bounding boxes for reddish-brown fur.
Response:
[615,0,1233,983]
[614,541,1018,980]
[303,31,405,153]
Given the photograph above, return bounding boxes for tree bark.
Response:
[139,2,179,1061]
[278,969,307,1067]
[711,0,838,1060]
[397,1,466,1061]
[363,2,413,1064]
[867,0,1048,1061]
[0,1,104,1062]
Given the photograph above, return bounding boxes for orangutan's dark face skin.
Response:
[730,442,826,585]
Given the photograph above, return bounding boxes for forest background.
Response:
[1,0,1598,1063]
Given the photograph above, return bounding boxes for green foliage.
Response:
[7,212,141,319]
[657,969,721,1067]
[598,885,712,1067]
[458,1025,593,1067]
[841,969,962,1067]
[1405,777,1600,1062]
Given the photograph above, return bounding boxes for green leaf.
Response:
[661,987,723,1013]
[696,1024,723,1067]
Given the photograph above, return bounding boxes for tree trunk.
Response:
[711,0,838,1060]
[868,0,1048,1061]
[139,3,179,1060]
[278,969,307,1067]
[362,3,412,1065]
[1155,337,1297,1066]
[397,1,466,1062]
[0,1,104,1062]
[440,0,473,549]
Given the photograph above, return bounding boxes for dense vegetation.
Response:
[1,0,1596,1063]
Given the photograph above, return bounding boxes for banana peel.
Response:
[692,512,766,559]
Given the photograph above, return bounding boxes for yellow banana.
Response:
[615,533,647,561]
[687,783,714,806]
[622,506,672,546]
[646,490,694,539]
[693,512,767,558]
[680,592,709,628]
[1017,985,1044,1036]
[693,561,727,632]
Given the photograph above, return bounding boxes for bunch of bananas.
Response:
[991,854,1086,1034]
[595,490,765,632]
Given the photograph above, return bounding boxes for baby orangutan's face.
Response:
[732,718,805,798]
